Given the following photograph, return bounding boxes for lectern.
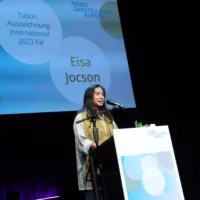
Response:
[89,126,185,200]
[89,135,124,200]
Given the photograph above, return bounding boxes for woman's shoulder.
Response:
[75,111,87,119]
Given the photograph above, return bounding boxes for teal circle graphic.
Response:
[124,171,141,191]
[100,1,123,39]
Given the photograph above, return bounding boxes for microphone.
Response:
[106,99,126,109]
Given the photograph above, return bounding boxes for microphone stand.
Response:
[76,110,109,200]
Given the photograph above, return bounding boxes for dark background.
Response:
[0,0,199,199]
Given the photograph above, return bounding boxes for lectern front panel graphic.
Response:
[121,151,182,200]
[113,126,185,200]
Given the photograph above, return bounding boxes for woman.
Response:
[73,84,118,200]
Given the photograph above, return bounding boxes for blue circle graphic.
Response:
[49,36,111,105]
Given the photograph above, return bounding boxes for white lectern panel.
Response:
[113,125,184,200]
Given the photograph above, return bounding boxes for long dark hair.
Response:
[79,84,113,123]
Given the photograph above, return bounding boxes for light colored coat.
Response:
[73,112,118,190]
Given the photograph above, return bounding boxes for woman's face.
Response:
[93,87,105,108]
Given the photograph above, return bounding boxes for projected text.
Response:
[65,56,100,85]
[7,12,51,47]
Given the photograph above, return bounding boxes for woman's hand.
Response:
[89,142,97,151]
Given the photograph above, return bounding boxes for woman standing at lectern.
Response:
[73,84,118,200]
